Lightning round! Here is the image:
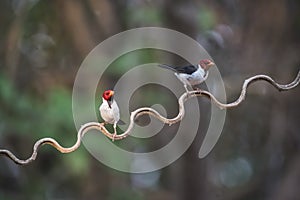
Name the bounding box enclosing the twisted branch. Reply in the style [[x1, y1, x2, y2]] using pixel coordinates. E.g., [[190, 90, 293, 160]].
[[0, 70, 299, 165]]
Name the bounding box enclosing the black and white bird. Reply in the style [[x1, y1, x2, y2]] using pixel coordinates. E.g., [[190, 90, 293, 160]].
[[158, 59, 215, 92], [99, 90, 124, 141]]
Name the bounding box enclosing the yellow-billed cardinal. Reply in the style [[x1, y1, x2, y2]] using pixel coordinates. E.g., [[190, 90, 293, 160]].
[[158, 59, 215, 92], [99, 90, 124, 141]]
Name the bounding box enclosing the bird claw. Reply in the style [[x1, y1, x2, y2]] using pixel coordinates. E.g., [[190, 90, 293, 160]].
[[112, 133, 117, 142], [193, 87, 203, 92]]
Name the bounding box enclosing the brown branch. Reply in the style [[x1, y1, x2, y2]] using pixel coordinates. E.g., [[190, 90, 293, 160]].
[[0, 69, 299, 165]]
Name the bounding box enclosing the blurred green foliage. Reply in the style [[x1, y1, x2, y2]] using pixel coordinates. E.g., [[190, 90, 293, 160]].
[[0, 75, 72, 137], [126, 6, 162, 27], [0, 74, 89, 175], [197, 7, 216, 31], [108, 189, 143, 200]]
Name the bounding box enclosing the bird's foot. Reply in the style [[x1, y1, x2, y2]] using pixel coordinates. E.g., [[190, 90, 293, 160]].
[[193, 87, 203, 92], [191, 87, 204, 96], [112, 124, 118, 142], [100, 122, 106, 126], [112, 132, 117, 142], [100, 122, 108, 127]]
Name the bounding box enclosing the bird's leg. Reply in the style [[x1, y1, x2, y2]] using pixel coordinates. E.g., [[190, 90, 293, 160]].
[[112, 122, 117, 142], [184, 84, 189, 93], [193, 87, 202, 91]]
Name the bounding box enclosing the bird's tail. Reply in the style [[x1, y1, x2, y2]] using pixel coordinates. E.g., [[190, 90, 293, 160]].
[[158, 64, 177, 72]]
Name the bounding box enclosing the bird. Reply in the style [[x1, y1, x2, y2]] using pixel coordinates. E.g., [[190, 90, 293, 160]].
[[99, 89, 124, 141], [158, 59, 215, 92]]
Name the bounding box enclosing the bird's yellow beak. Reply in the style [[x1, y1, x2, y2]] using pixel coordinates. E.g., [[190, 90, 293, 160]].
[[208, 61, 215, 67], [109, 90, 114, 97]]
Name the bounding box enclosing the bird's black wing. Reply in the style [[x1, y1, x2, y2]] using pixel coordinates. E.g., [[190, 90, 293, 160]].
[[158, 64, 198, 75], [174, 65, 198, 75]]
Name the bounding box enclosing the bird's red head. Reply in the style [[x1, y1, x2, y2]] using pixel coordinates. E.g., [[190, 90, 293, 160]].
[[199, 59, 215, 70], [102, 90, 114, 101]]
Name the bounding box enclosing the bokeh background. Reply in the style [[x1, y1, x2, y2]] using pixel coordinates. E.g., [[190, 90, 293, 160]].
[[1, 0, 300, 199]]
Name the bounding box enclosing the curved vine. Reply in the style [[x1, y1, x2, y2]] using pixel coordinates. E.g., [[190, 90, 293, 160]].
[[0, 69, 299, 165]]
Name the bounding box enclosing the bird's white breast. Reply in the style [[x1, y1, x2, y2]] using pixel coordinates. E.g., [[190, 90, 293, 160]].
[[99, 99, 120, 124]]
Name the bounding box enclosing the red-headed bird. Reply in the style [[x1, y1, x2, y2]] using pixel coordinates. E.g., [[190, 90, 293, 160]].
[[158, 59, 215, 92], [99, 90, 124, 141]]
